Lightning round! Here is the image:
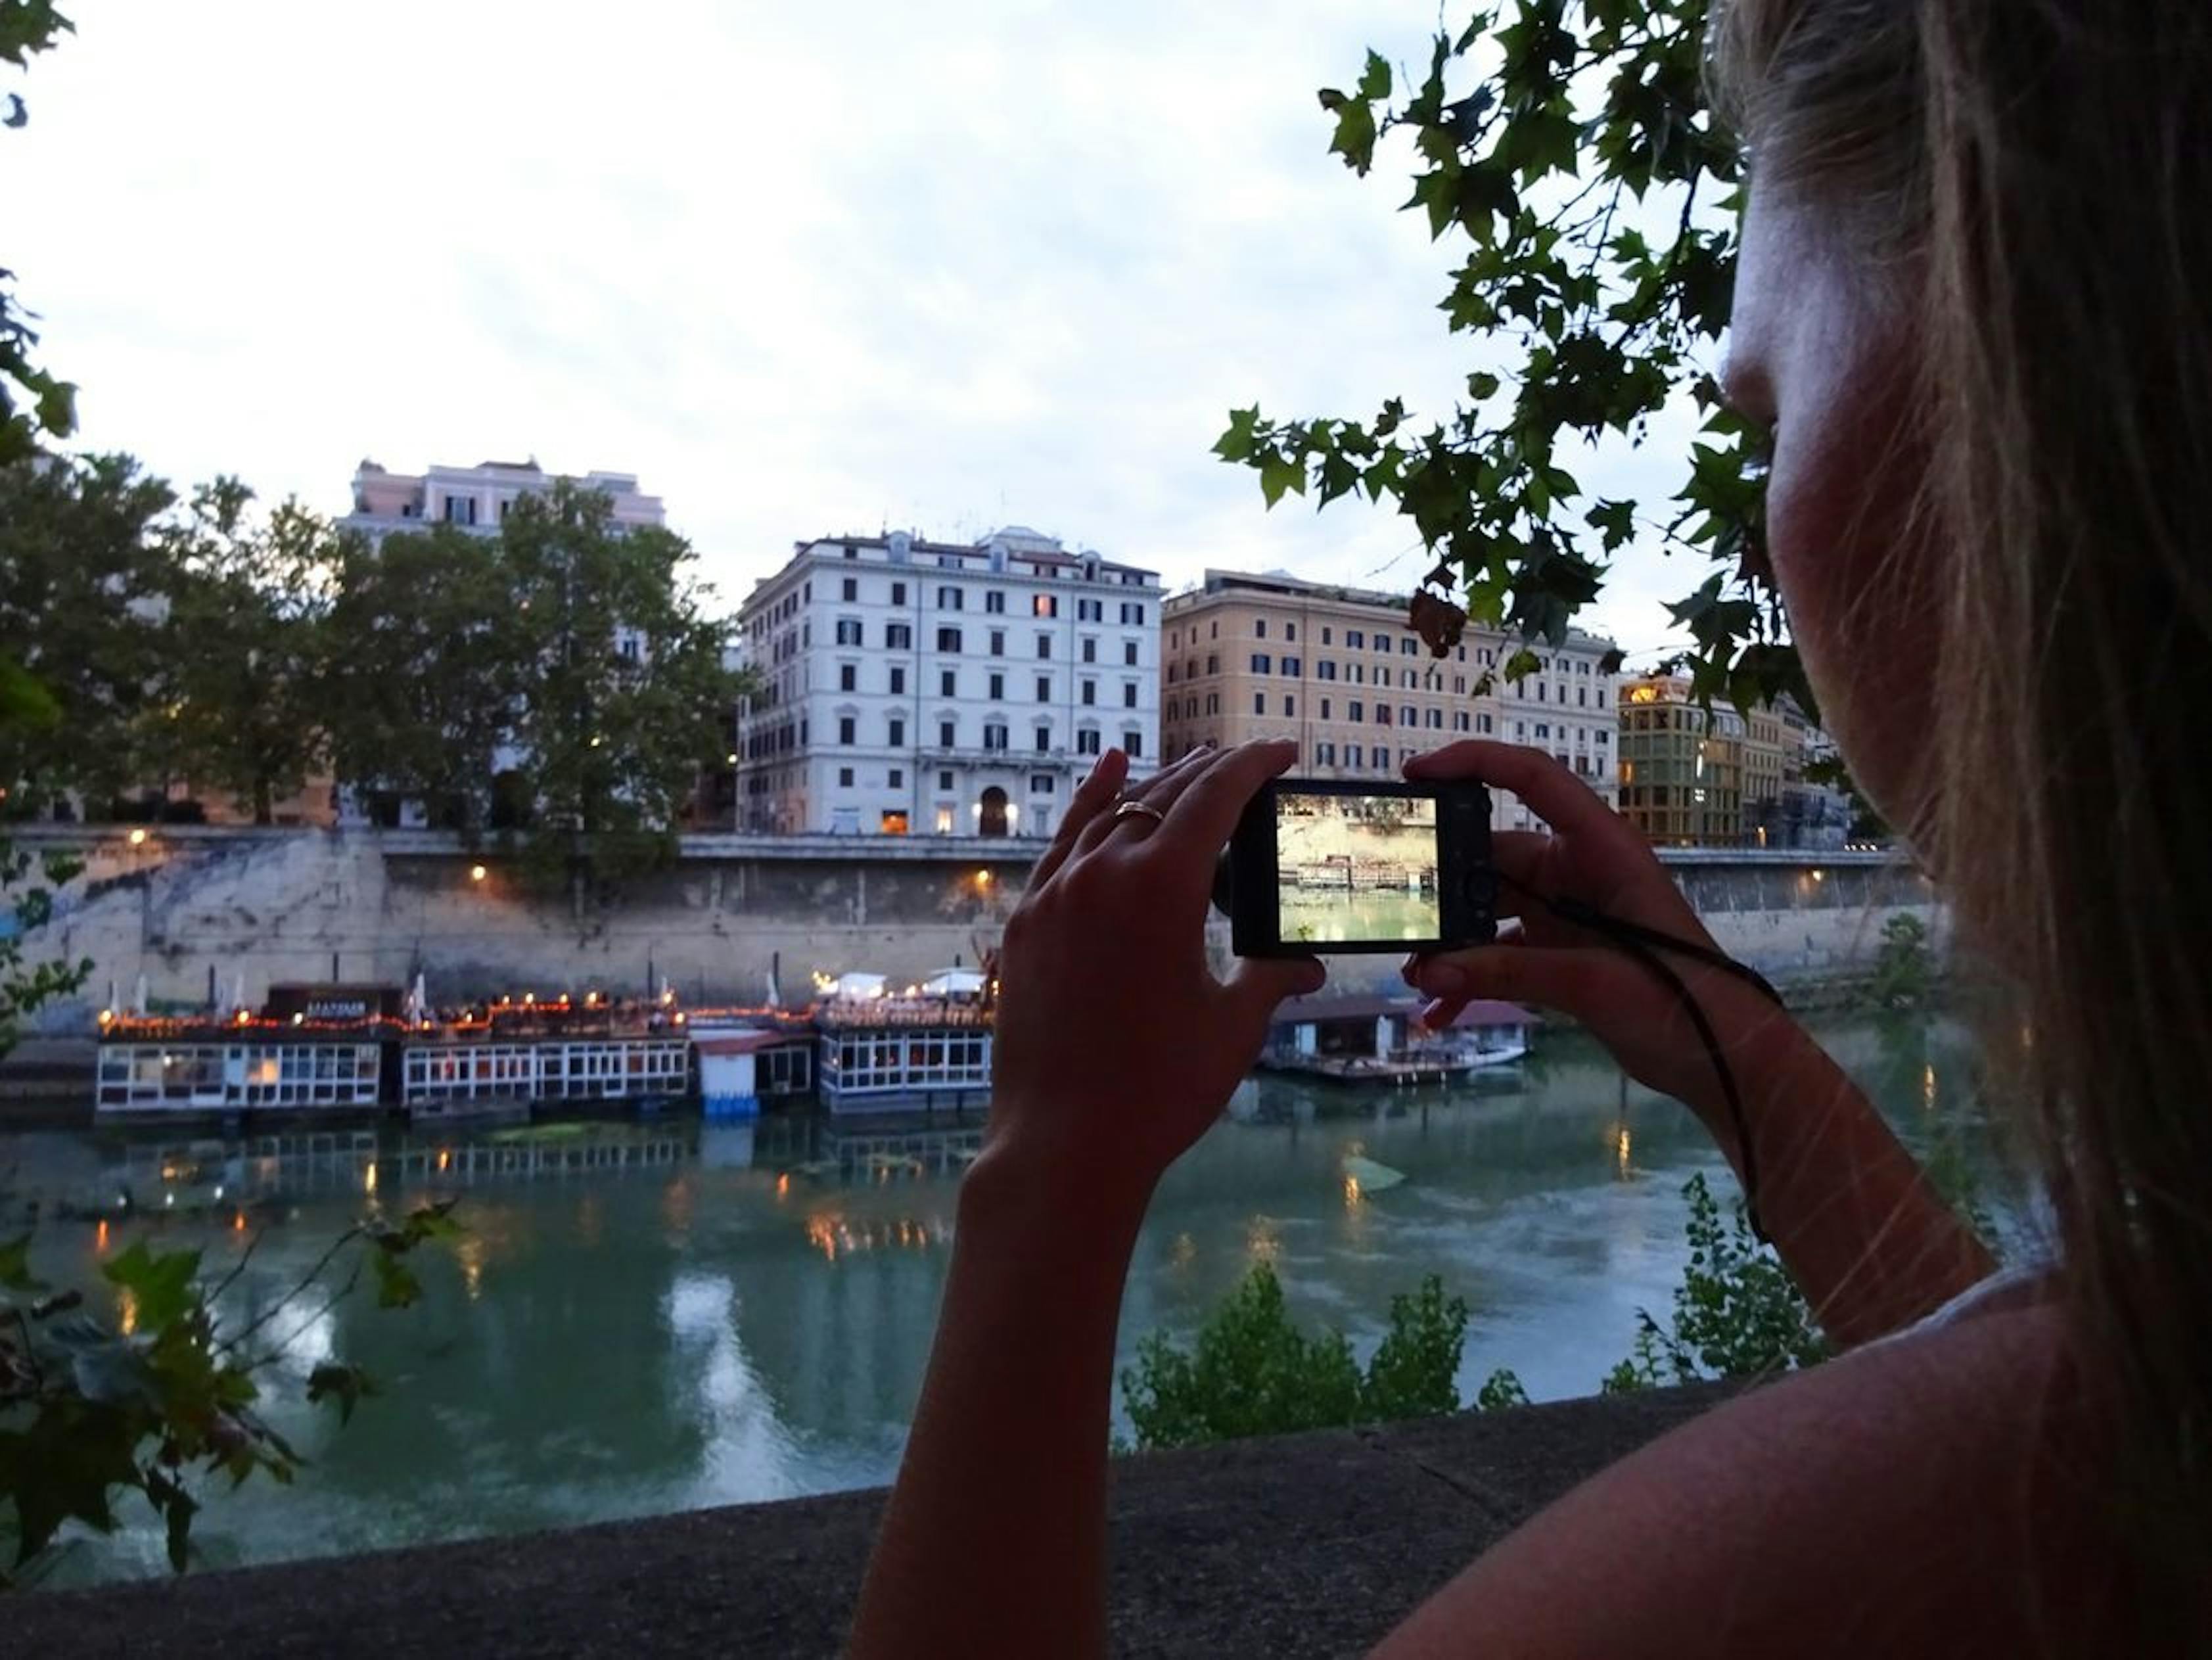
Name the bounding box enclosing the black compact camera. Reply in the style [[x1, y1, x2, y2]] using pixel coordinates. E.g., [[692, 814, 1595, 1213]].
[[1217, 777, 1498, 957]]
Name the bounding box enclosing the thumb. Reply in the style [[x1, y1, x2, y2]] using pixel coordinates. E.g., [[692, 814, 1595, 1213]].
[[1222, 954, 1327, 1033], [1408, 944, 1645, 1025]]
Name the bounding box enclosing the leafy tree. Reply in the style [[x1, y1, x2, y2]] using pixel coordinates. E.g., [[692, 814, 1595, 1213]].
[[0, 457, 177, 812], [323, 524, 518, 835], [501, 482, 745, 893], [1601, 1172, 1826, 1392], [1218, 1, 1805, 714], [160, 482, 341, 824], [1122, 1264, 1520, 1450], [0, 2, 76, 467], [0, 1203, 459, 1584], [1869, 912, 1932, 1009]]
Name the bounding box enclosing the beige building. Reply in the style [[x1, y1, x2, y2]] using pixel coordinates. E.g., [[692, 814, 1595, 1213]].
[[1159, 570, 1620, 830]]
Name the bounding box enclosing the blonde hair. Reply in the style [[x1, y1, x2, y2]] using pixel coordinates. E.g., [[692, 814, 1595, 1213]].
[[1713, 0, 2212, 1636]]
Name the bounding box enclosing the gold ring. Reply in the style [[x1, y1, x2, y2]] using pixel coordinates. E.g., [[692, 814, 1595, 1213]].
[[1111, 800, 1168, 826]]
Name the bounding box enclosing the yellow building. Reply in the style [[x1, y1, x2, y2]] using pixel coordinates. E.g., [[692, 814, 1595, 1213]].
[[1161, 570, 1621, 829], [1616, 674, 1749, 844]]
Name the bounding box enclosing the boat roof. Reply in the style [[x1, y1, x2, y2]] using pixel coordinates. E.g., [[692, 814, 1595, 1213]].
[[1272, 994, 1534, 1028]]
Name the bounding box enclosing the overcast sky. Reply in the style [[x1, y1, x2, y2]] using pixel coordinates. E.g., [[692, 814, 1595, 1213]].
[[9, 1, 1718, 658]]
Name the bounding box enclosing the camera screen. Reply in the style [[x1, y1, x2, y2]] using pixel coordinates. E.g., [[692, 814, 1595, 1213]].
[[1275, 791, 1441, 945]]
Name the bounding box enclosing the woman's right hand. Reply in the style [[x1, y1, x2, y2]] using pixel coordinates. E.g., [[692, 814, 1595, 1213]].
[[1403, 741, 1807, 1120]]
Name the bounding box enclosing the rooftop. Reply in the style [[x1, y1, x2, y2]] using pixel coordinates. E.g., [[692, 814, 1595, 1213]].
[[1174, 568, 1618, 653]]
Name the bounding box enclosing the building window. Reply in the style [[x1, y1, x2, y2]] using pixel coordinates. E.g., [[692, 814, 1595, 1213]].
[[891, 581, 907, 605], [1036, 634, 1053, 659], [1206, 654, 1219, 674], [940, 670, 958, 697], [1453, 711, 1471, 732], [1349, 701, 1365, 723], [841, 577, 858, 601], [1205, 693, 1220, 715], [1076, 729, 1102, 756], [1251, 653, 1272, 674], [938, 769, 954, 789], [1078, 599, 1103, 622], [839, 664, 857, 692], [1124, 730, 1143, 758], [889, 768, 905, 787], [1255, 619, 1268, 639], [1123, 639, 1139, 667], [838, 717, 856, 745], [988, 672, 1005, 700], [887, 623, 913, 650], [1030, 773, 1055, 794], [1034, 724, 1052, 752], [1319, 660, 1337, 681], [835, 618, 863, 646], [1321, 697, 1332, 720], [989, 630, 1006, 657], [1402, 705, 1417, 727], [1427, 707, 1443, 729], [1284, 696, 1296, 718], [890, 667, 906, 695], [1034, 595, 1059, 618], [1345, 743, 1362, 767], [1347, 630, 1364, 649], [1122, 682, 1138, 708], [1080, 637, 1097, 664], [838, 766, 855, 787], [1081, 680, 1097, 706], [1254, 692, 1267, 715], [1034, 674, 1051, 702], [888, 717, 906, 747], [881, 810, 909, 834], [986, 590, 1005, 614], [442, 495, 478, 525], [937, 586, 964, 611], [1281, 657, 1301, 677], [983, 722, 1009, 752], [935, 806, 954, 834], [936, 627, 963, 654]]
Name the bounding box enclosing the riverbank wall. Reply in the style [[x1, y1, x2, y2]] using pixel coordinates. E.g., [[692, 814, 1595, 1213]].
[[6, 826, 1941, 1029]]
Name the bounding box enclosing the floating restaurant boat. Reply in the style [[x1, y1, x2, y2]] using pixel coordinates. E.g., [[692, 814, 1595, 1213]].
[[95, 984, 399, 1117], [398, 994, 695, 1120], [92, 968, 998, 1122], [1261, 994, 1533, 1086], [812, 969, 994, 1115]]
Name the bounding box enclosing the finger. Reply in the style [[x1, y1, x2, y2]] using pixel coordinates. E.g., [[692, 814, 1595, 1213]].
[[1221, 953, 1327, 1037], [1070, 743, 1212, 858], [1150, 738, 1299, 867], [1030, 748, 1130, 889], [1405, 741, 1636, 849]]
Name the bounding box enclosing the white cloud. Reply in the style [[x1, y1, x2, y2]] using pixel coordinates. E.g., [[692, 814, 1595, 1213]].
[[11, 0, 1715, 654]]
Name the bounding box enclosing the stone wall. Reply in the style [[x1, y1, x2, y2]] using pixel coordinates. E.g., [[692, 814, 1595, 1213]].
[[12, 827, 1941, 1026]]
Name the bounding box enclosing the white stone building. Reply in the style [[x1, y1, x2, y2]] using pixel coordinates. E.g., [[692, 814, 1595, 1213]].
[[340, 458, 666, 541], [735, 527, 1161, 837]]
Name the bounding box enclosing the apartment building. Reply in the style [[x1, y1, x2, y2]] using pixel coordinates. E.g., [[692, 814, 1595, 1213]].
[[735, 526, 1160, 836], [1159, 570, 1620, 831], [340, 458, 666, 542]]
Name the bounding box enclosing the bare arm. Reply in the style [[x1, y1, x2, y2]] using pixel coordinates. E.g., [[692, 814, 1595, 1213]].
[[847, 740, 1322, 1659], [1404, 743, 1992, 1347]]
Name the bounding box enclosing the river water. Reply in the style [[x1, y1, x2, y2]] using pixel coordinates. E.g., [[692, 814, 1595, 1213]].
[[3, 1014, 2007, 1585]]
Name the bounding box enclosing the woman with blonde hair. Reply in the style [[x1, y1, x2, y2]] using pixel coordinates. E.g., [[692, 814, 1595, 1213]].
[[849, 1, 2210, 1651]]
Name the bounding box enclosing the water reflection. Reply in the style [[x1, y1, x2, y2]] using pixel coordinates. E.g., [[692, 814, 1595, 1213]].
[[0, 1014, 2008, 1584]]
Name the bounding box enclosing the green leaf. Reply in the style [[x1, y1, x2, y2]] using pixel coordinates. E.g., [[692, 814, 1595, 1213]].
[[306, 1362, 380, 1426], [1355, 48, 1391, 103], [0, 1233, 41, 1293], [370, 1252, 422, 1310], [101, 1241, 202, 1333], [1257, 453, 1306, 509]]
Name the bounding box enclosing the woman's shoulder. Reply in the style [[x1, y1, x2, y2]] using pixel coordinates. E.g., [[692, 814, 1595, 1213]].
[[1372, 1301, 2120, 1659]]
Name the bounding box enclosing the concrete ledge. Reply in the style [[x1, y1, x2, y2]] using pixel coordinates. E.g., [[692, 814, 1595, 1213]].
[[11, 1385, 1731, 1658]]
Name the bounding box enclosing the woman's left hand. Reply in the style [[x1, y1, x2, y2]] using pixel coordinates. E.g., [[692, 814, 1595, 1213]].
[[983, 739, 1325, 1214]]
